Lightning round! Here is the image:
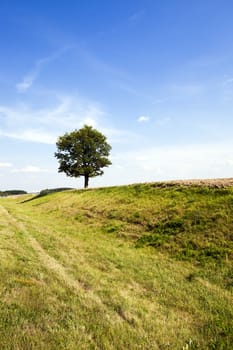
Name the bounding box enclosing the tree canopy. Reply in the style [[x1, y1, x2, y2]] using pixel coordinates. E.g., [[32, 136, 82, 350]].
[[55, 125, 112, 188]]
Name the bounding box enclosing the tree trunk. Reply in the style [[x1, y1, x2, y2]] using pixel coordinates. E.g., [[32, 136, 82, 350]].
[[84, 175, 89, 188]]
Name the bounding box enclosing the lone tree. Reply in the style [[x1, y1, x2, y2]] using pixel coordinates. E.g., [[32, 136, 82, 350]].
[[55, 125, 112, 188]]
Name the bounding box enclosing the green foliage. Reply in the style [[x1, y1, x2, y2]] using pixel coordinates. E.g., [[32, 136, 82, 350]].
[[147, 217, 185, 234], [55, 125, 111, 188], [136, 233, 169, 248], [102, 221, 124, 234]]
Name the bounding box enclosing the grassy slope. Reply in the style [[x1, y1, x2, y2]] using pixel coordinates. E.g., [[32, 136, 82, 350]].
[[0, 183, 232, 349]]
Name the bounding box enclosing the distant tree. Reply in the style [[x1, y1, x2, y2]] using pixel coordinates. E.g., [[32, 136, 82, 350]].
[[55, 125, 112, 188]]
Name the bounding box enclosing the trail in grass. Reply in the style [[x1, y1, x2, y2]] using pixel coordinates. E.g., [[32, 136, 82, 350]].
[[0, 205, 79, 288], [0, 202, 128, 331], [0, 204, 104, 304]]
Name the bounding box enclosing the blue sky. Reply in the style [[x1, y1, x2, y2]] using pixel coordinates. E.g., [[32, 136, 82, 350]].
[[1, 0, 233, 191]]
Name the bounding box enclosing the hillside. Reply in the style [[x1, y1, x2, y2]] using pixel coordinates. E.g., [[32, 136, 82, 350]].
[[0, 182, 232, 349]]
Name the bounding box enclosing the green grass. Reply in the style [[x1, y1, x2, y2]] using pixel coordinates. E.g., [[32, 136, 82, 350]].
[[0, 183, 232, 349]]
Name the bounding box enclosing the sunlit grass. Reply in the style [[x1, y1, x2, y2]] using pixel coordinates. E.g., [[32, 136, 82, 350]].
[[0, 183, 232, 349]]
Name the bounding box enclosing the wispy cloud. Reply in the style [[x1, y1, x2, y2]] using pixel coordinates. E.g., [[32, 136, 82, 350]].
[[16, 74, 37, 92], [2, 130, 57, 144], [16, 47, 72, 92], [12, 165, 49, 173], [0, 93, 107, 144], [0, 162, 12, 168], [0, 92, 132, 145], [110, 141, 233, 184], [137, 115, 150, 123]]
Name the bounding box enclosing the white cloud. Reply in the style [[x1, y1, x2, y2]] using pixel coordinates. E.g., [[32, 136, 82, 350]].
[[82, 117, 97, 128], [16, 79, 35, 93], [108, 141, 233, 184], [137, 115, 150, 123], [0, 92, 137, 147], [0, 162, 12, 168], [2, 130, 56, 144], [0, 94, 107, 144], [225, 159, 233, 166], [12, 166, 48, 173]]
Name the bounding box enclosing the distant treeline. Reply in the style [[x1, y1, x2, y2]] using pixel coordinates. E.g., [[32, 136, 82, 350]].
[[37, 188, 74, 197], [0, 190, 27, 197], [21, 187, 74, 203]]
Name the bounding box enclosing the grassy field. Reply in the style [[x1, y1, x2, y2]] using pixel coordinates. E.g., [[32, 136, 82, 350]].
[[0, 182, 232, 349]]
